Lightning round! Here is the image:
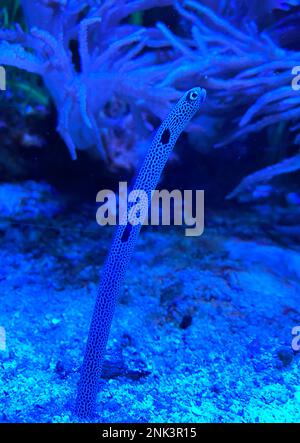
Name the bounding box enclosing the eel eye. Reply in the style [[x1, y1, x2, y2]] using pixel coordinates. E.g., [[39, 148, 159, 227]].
[[189, 90, 198, 101]]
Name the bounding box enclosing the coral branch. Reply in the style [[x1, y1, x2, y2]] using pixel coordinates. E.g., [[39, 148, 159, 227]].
[[227, 153, 300, 200]]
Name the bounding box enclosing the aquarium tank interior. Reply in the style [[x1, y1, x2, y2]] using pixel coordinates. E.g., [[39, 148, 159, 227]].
[[0, 0, 300, 424]]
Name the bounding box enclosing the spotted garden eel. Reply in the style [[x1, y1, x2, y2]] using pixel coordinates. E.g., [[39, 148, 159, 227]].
[[76, 87, 207, 417]]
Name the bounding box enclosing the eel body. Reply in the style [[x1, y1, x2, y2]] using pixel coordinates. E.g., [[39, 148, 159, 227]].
[[76, 87, 206, 417]]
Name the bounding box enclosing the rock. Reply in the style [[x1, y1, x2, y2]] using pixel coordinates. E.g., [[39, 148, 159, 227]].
[[0, 181, 63, 219], [276, 347, 294, 368], [179, 314, 192, 329]]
